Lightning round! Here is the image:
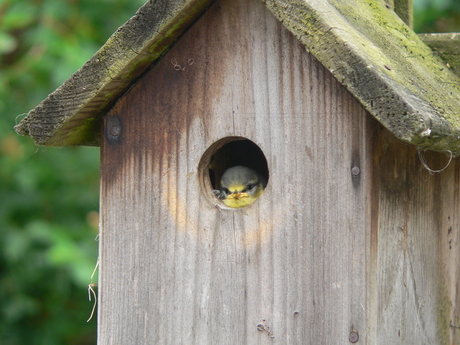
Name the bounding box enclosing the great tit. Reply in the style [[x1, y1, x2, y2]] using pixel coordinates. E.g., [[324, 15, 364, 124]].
[[214, 165, 267, 208]]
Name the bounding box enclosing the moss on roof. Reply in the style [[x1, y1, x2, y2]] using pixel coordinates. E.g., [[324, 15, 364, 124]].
[[15, 0, 460, 155], [14, 0, 215, 146], [265, 0, 460, 154], [420, 33, 460, 76]]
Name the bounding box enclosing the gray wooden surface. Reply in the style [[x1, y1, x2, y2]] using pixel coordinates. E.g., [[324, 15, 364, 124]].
[[394, 0, 414, 27], [99, 0, 460, 343], [420, 33, 460, 77], [14, 0, 215, 146], [15, 0, 460, 155], [371, 129, 460, 344]]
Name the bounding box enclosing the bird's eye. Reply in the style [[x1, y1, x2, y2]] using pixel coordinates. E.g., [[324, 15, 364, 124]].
[[246, 184, 254, 191], [222, 187, 230, 194]]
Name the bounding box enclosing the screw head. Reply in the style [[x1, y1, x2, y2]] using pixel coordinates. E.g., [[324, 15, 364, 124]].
[[110, 125, 121, 137], [351, 166, 360, 176], [349, 331, 359, 343], [105, 115, 122, 145]]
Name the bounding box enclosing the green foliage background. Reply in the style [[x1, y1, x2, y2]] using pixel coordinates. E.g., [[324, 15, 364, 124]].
[[414, 0, 460, 32], [0, 0, 458, 344], [1, 1, 144, 344]]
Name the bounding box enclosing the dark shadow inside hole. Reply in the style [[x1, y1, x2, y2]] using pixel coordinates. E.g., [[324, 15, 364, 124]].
[[209, 139, 269, 190]]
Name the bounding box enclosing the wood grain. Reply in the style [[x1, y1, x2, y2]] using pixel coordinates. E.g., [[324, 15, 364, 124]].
[[14, 0, 215, 146], [15, 0, 460, 156], [394, 0, 414, 28], [264, 0, 460, 155], [99, 0, 460, 343], [420, 33, 460, 77], [370, 129, 460, 344]]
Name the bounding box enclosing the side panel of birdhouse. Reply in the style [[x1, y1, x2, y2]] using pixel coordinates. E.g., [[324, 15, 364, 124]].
[[370, 128, 460, 345], [98, 0, 373, 343]]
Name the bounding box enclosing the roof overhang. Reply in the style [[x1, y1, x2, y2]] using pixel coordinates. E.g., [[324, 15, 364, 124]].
[[15, 0, 460, 155]]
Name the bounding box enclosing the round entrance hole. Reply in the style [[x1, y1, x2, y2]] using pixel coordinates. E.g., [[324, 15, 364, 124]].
[[199, 137, 269, 209]]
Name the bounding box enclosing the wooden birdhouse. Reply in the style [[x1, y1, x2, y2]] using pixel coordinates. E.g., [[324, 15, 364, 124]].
[[15, 0, 460, 343]]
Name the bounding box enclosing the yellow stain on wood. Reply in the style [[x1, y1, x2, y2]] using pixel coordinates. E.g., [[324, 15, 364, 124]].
[[162, 178, 273, 248]]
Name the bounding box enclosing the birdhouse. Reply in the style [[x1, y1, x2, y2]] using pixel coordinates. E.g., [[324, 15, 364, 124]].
[[15, 0, 460, 343]]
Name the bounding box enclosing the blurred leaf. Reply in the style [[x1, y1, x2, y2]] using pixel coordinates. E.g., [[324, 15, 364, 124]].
[[1, 1, 145, 344], [0, 31, 17, 54], [2, 2, 36, 30], [414, 0, 460, 32]]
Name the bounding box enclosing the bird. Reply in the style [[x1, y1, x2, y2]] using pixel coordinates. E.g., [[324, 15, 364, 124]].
[[214, 165, 267, 208]]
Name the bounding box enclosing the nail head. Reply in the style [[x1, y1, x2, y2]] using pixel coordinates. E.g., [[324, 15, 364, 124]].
[[110, 125, 121, 137], [349, 331, 359, 343], [351, 166, 360, 176]]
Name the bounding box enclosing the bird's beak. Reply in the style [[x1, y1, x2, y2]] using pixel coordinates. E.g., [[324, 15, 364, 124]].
[[227, 192, 249, 200]]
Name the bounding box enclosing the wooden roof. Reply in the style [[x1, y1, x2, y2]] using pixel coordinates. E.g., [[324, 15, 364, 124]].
[[15, 0, 460, 154]]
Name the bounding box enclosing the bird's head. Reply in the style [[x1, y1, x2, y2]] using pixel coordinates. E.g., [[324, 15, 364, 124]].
[[214, 166, 266, 208]]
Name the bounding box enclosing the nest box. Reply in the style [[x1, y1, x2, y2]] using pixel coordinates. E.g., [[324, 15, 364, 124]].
[[15, 0, 460, 343]]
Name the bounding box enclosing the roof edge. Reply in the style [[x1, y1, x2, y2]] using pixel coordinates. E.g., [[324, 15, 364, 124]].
[[15, 0, 460, 154], [420, 33, 460, 77], [265, 0, 460, 155], [15, 0, 215, 146]]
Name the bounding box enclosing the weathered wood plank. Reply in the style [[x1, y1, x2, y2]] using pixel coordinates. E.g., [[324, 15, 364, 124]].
[[370, 128, 460, 344], [386, 0, 414, 27], [99, 0, 460, 343], [14, 0, 216, 146], [15, 0, 460, 156], [264, 0, 460, 155], [420, 33, 460, 77], [394, 0, 414, 28], [99, 0, 372, 343]]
